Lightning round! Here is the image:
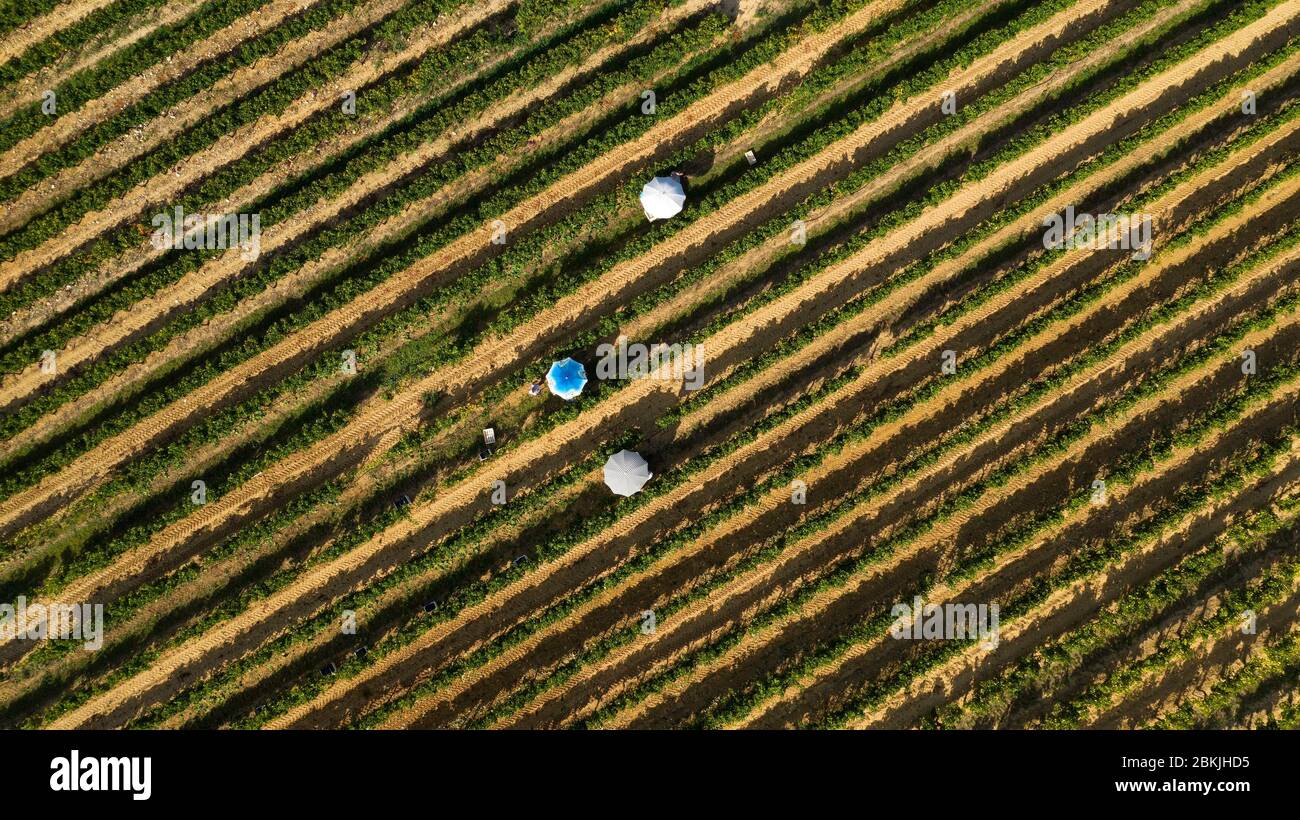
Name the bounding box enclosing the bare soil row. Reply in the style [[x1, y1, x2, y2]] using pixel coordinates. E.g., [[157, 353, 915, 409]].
[[849, 419, 1300, 728], [38, 3, 1268, 727], [0, 0, 702, 440], [0, 0, 333, 199], [507, 227, 1300, 728], [377, 82, 1296, 729], [606, 273, 1300, 727], [0, 0, 211, 115], [32, 0, 1300, 727], [0, 0, 118, 67], [31, 3, 910, 725]]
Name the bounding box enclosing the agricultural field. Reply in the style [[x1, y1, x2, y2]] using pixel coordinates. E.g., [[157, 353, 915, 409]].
[[0, 0, 1297, 733]]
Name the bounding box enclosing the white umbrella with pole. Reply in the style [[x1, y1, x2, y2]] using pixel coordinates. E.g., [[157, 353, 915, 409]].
[[603, 450, 652, 496], [639, 174, 685, 221]]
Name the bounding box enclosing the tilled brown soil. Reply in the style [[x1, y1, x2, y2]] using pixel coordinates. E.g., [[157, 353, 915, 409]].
[[0, 0, 897, 545], [854, 452, 1300, 729], [345, 48, 1300, 731], [509, 224, 1300, 730], [7, 0, 1299, 731]]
